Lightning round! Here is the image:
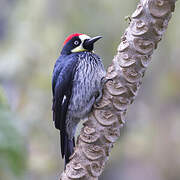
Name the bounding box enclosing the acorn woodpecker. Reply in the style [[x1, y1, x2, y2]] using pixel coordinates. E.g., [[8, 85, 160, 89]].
[[52, 33, 106, 166]]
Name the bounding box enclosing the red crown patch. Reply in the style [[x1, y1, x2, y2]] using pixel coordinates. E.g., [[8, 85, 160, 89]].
[[63, 33, 83, 46]]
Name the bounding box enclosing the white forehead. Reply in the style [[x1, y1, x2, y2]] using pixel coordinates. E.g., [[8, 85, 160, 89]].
[[79, 34, 91, 41]]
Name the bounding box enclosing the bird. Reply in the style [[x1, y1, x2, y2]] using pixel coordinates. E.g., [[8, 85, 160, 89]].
[[52, 33, 106, 167]]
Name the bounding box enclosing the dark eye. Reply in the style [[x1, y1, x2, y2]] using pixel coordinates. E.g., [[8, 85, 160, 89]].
[[74, 40, 79, 45]]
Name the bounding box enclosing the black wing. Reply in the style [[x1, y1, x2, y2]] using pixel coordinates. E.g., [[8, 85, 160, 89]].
[[52, 54, 79, 131]]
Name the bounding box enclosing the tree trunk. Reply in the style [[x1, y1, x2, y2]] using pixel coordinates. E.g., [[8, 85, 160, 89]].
[[60, 0, 177, 179]]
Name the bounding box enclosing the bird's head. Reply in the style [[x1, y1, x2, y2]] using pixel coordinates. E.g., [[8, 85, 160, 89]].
[[61, 33, 102, 55]]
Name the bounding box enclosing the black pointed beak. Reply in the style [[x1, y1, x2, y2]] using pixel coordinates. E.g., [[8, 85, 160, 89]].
[[87, 36, 102, 45], [83, 36, 102, 51]]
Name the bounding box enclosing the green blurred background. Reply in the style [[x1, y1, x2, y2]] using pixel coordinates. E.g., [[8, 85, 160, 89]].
[[0, 0, 180, 179]]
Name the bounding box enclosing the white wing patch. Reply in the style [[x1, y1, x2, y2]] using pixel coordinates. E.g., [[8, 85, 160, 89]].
[[62, 95, 66, 104]]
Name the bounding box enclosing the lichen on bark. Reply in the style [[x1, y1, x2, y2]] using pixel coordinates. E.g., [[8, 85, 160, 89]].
[[60, 0, 177, 179]]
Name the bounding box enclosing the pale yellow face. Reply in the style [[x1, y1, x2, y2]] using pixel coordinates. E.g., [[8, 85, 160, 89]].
[[71, 34, 91, 53]]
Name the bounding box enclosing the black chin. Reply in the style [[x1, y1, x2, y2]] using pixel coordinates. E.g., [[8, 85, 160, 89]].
[[83, 40, 94, 51], [83, 36, 102, 51]]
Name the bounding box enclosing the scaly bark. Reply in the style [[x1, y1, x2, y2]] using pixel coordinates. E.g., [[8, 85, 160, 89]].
[[60, 0, 177, 179]]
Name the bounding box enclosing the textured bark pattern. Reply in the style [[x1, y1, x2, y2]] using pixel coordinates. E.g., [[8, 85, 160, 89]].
[[60, 0, 177, 179]]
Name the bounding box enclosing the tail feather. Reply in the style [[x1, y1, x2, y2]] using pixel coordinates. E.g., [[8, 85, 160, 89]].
[[60, 131, 75, 167]]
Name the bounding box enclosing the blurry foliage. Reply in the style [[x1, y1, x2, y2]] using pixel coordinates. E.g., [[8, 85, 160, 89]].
[[0, 0, 180, 180], [0, 87, 27, 179]]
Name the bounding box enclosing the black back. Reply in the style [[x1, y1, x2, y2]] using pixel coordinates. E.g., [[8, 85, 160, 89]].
[[52, 53, 79, 159]]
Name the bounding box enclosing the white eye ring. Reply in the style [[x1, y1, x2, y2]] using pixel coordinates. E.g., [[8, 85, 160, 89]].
[[74, 40, 79, 45]]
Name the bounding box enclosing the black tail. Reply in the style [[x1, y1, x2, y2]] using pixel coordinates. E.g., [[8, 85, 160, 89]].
[[60, 131, 75, 167]]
